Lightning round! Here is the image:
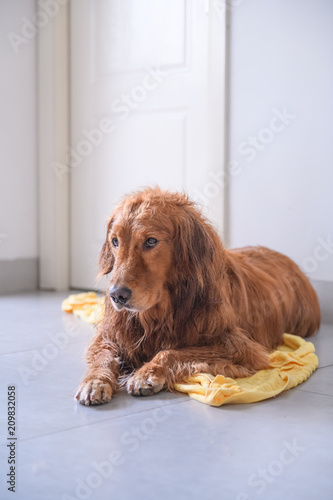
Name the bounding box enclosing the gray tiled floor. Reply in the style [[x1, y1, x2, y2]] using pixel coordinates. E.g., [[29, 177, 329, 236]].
[[0, 291, 332, 500]]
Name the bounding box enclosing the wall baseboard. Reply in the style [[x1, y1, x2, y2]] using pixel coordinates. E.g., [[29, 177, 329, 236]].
[[311, 279, 333, 325], [0, 258, 38, 294]]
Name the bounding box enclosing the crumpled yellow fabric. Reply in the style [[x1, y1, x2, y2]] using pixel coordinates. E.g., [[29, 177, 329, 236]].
[[174, 334, 318, 406], [62, 292, 104, 324], [62, 293, 318, 406]]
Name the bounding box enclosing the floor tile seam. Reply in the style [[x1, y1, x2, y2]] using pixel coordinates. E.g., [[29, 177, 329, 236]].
[[295, 387, 333, 399], [0, 339, 93, 357], [14, 398, 191, 444], [317, 363, 333, 370]]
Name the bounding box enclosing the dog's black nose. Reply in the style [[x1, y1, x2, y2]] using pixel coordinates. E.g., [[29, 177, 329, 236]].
[[109, 286, 132, 305]]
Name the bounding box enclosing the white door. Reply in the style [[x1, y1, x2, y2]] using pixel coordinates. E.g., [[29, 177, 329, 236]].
[[70, 0, 226, 289]]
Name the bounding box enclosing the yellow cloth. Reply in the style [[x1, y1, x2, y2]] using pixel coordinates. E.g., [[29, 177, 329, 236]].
[[62, 293, 318, 406], [62, 292, 104, 324], [175, 334, 318, 406]]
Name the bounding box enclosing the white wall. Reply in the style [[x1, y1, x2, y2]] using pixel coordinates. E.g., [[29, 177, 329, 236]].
[[0, 0, 38, 261], [228, 0, 333, 282]]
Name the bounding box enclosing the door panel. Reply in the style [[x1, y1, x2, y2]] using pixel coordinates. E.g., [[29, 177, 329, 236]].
[[70, 0, 225, 289]]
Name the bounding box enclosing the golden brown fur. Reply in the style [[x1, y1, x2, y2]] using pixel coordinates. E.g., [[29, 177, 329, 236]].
[[75, 187, 320, 405]]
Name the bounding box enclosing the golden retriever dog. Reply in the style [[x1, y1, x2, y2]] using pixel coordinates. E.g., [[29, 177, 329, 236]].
[[75, 187, 320, 405]]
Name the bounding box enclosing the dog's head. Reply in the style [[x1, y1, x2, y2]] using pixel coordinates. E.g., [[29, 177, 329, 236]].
[[99, 187, 217, 313]]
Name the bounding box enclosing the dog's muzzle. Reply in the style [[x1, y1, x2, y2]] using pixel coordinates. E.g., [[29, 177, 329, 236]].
[[109, 286, 132, 307]]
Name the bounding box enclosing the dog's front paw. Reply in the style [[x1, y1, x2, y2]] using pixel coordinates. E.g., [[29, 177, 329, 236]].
[[75, 379, 113, 406], [127, 369, 166, 396]]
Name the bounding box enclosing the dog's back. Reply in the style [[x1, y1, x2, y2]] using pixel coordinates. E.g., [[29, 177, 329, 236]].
[[226, 246, 321, 349]]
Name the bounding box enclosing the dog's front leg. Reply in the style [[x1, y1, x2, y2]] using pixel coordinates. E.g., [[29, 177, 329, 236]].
[[126, 351, 171, 396], [75, 333, 120, 406], [127, 332, 269, 396]]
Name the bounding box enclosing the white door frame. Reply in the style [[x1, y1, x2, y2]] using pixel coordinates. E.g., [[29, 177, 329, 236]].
[[37, 0, 228, 290], [37, 1, 70, 290]]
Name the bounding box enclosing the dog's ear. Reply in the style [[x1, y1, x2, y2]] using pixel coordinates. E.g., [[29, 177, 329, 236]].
[[98, 216, 115, 277], [173, 207, 215, 291]]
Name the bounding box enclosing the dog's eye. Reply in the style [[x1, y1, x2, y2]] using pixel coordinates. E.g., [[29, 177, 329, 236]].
[[144, 238, 158, 249], [112, 238, 119, 248]]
